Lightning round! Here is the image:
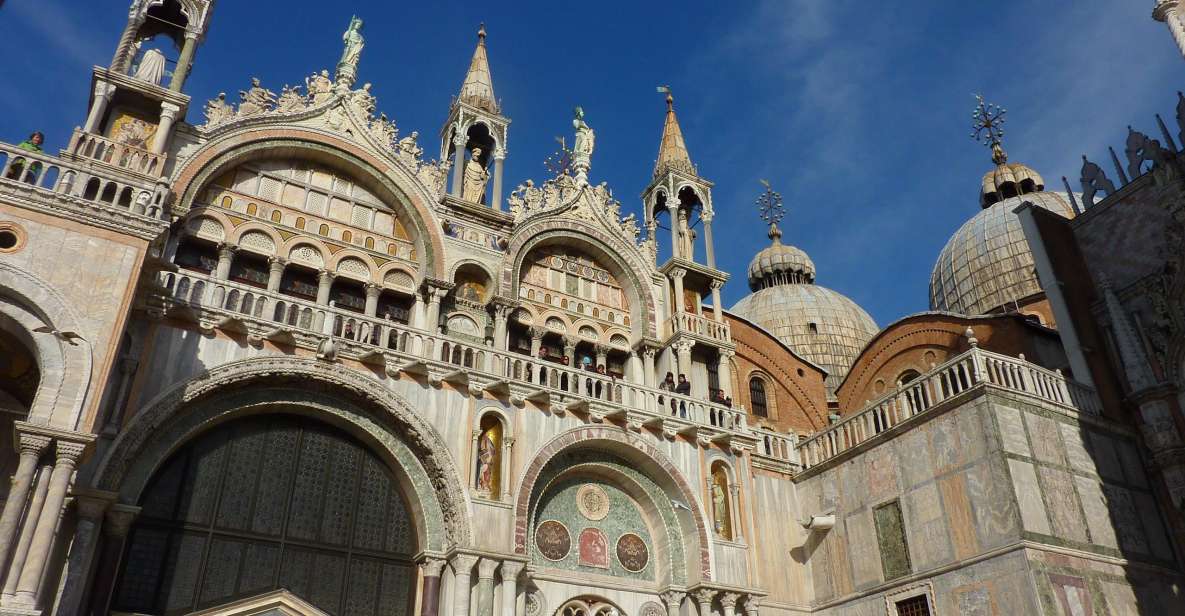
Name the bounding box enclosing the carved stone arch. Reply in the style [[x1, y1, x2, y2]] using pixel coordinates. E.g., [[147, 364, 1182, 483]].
[[513, 425, 712, 582], [462, 118, 503, 151], [450, 258, 499, 298], [503, 221, 659, 341], [328, 249, 378, 281], [229, 222, 282, 252], [90, 357, 471, 550], [0, 262, 92, 430], [170, 128, 445, 280]]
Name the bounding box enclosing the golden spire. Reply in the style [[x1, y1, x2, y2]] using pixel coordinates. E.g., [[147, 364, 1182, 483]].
[[653, 86, 695, 177], [971, 94, 1008, 165], [457, 23, 499, 114]]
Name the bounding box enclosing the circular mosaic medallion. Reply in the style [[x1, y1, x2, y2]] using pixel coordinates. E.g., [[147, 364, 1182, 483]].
[[535, 520, 571, 561], [524, 591, 546, 616], [639, 601, 665, 616], [616, 533, 649, 572], [576, 484, 610, 521]]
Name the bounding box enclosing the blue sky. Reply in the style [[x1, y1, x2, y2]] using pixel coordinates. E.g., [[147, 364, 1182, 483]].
[[2, 1, 1181, 326]]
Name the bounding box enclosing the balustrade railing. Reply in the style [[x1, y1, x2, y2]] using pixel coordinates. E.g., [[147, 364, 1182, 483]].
[[0, 140, 163, 219], [667, 311, 732, 344], [156, 269, 749, 434], [752, 428, 798, 465], [797, 347, 1103, 470], [67, 128, 165, 177]]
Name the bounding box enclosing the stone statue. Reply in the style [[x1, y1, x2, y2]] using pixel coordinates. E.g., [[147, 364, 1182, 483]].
[[238, 78, 276, 116], [336, 16, 365, 85], [203, 93, 233, 126], [1080, 155, 1116, 208], [476, 428, 497, 493], [711, 481, 728, 534], [306, 70, 334, 105], [572, 107, 595, 158], [398, 131, 423, 158], [350, 82, 376, 117], [370, 113, 398, 148], [275, 85, 306, 113], [461, 147, 490, 203], [132, 45, 166, 85]]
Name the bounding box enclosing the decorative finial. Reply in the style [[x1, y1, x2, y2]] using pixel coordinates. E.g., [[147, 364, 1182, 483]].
[[756, 179, 785, 243], [971, 94, 1008, 165], [657, 85, 674, 111], [964, 326, 979, 348], [478, 23, 487, 43]]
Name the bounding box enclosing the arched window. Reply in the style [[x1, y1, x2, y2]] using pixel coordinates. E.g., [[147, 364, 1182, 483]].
[[295, 216, 306, 230], [342, 230, 353, 243], [246, 202, 258, 216], [318, 223, 330, 236], [364, 236, 375, 250], [749, 376, 768, 418], [269, 210, 282, 223]]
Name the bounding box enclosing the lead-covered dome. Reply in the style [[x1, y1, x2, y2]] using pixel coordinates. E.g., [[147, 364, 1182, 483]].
[[732, 224, 878, 397], [930, 175, 1075, 316]]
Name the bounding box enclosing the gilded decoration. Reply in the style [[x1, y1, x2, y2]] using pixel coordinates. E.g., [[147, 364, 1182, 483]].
[[576, 484, 610, 521], [536, 520, 571, 561], [615, 533, 649, 572], [107, 110, 157, 150], [475, 415, 502, 496]]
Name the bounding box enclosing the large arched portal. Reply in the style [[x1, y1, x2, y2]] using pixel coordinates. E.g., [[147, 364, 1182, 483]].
[[110, 414, 417, 615]]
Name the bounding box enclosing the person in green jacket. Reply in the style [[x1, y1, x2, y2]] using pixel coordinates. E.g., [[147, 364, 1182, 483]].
[[7, 131, 44, 183]]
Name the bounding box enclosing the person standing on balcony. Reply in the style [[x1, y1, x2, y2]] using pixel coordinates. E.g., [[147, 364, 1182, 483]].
[[675, 374, 690, 418], [6, 131, 44, 183]]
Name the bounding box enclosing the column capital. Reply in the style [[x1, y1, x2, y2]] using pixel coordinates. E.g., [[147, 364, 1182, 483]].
[[709, 279, 725, 291], [17, 432, 52, 456], [669, 269, 687, 280], [660, 590, 686, 607], [104, 504, 141, 538], [452, 553, 480, 573], [562, 336, 578, 352], [477, 557, 499, 580], [718, 349, 735, 361], [673, 339, 696, 354], [318, 269, 336, 283], [1155, 1, 1179, 21], [56, 439, 90, 464], [500, 559, 526, 579], [159, 101, 183, 119], [72, 488, 118, 522], [493, 148, 507, 160], [691, 588, 716, 606], [529, 326, 548, 341], [268, 255, 287, 267], [739, 595, 762, 616], [719, 592, 740, 608], [93, 80, 117, 100], [217, 242, 238, 258], [421, 557, 447, 578], [365, 282, 382, 296]]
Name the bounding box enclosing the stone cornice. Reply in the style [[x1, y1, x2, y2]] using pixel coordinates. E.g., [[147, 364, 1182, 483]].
[[0, 183, 167, 241]]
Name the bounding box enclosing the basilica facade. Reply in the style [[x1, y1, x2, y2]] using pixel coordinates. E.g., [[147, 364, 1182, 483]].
[[1, 2, 1185, 616]]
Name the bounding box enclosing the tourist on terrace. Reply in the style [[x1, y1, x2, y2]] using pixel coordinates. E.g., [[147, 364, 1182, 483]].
[[7, 131, 44, 183]]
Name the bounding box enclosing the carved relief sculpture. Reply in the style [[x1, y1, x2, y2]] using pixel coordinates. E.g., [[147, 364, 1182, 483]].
[[462, 147, 490, 203], [203, 93, 233, 127], [306, 69, 335, 105], [238, 78, 276, 116]]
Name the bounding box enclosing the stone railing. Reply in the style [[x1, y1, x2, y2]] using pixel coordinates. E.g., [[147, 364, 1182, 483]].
[[67, 128, 165, 177], [668, 311, 732, 344], [797, 347, 1102, 470], [752, 427, 798, 466], [156, 269, 750, 435], [0, 140, 163, 219]]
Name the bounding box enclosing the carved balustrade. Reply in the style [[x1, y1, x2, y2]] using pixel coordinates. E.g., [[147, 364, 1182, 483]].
[[0, 140, 163, 219], [797, 347, 1103, 470], [667, 311, 732, 344], [67, 128, 165, 177], [155, 269, 750, 435]]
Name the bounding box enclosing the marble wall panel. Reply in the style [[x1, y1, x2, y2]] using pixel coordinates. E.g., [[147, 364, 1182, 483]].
[[1038, 467, 1088, 543], [1115, 440, 1148, 489], [1085, 432, 1123, 482], [864, 445, 899, 506], [894, 426, 933, 490], [843, 508, 881, 590], [904, 482, 952, 570], [1024, 412, 1068, 467], [1132, 492, 1172, 562], [1058, 423, 1093, 475], [1101, 484, 1148, 556], [966, 458, 1020, 548], [1073, 476, 1118, 549], [1008, 459, 1052, 535], [995, 404, 1031, 457], [928, 412, 963, 473], [937, 473, 979, 559]]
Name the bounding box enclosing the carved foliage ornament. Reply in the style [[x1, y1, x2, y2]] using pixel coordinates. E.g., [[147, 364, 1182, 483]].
[[506, 175, 641, 248]]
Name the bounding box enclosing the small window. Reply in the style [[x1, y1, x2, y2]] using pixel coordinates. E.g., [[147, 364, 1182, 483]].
[[364, 237, 375, 250], [270, 210, 282, 223], [246, 203, 258, 216], [295, 217, 306, 230], [808, 322, 819, 334], [318, 224, 329, 236], [342, 230, 353, 243], [749, 377, 768, 418], [894, 595, 931, 616]]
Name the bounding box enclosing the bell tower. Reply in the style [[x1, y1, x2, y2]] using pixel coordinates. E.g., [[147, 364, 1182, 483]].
[[641, 90, 734, 397], [66, 0, 215, 210], [440, 24, 511, 210]]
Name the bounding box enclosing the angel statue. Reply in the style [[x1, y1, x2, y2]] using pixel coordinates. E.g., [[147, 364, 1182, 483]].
[[336, 16, 365, 86], [238, 78, 276, 116], [203, 93, 233, 126], [275, 85, 306, 113], [398, 131, 423, 158]]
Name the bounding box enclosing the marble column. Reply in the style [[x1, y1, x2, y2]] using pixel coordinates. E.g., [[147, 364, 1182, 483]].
[[492, 304, 510, 351], [529, 327, 546, 357], [691, 589, 715, 616], [83, 82, 116, 134], [451, 135, 467, 198], [101, 356, 139, 435], [316, 270, 335, 305], [86, 504, 139, 616], [1, 464, 51, 599], [476, 558, 498, 616], [563, 336, 577, 367], [675, 340, 694, 380], [150, 101, 182, 155], [1155, 1, 1185, 59], [364, 283, 381, 317], [499, 561, 524, 616], [267, 256, 286, 292], [661, 590, 686, 616], [702, 213, 717, 269], [12, 440, 88, 608], [716, 350, 734, 398], [720, 593, 739, 616], [55, 490, 117, 616], [426, 289, 447, 333], [594, 344, 608, 368], [668, 206, 681, 260], [671, 270, 687, 316], [709, 281, 724, 323], [214, 243, 236, 280], [739, 596, 760, 616], [413, 292, 427, 329], [452, 554, 479, 616], [110, 18, 143, 73], [420, 558, 447, 616], [0, 432, 50, 579], [642, 347, 657, 387], [169, 31, 199, 92], [491, 149, 506, 211]]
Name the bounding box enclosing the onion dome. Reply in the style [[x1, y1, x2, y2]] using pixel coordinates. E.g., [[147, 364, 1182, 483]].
[[732, 216, 877, 398]]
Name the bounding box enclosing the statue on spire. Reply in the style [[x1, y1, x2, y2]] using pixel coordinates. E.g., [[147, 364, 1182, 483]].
[[571, 106, 595, 184], [336, 16, 365, 89], [971, 94, 1008, 165]]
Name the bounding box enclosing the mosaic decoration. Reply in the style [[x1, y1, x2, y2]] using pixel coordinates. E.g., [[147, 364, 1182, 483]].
[[576, 484, 610, 521], [639, 602, 665, 616], [535, 520, 571, 561], [577, 528, 610, 569], [615, 533, 649, 573]]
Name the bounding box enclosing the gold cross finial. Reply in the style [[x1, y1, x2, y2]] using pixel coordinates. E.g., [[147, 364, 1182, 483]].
[[971, 94, 1008, 165]]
